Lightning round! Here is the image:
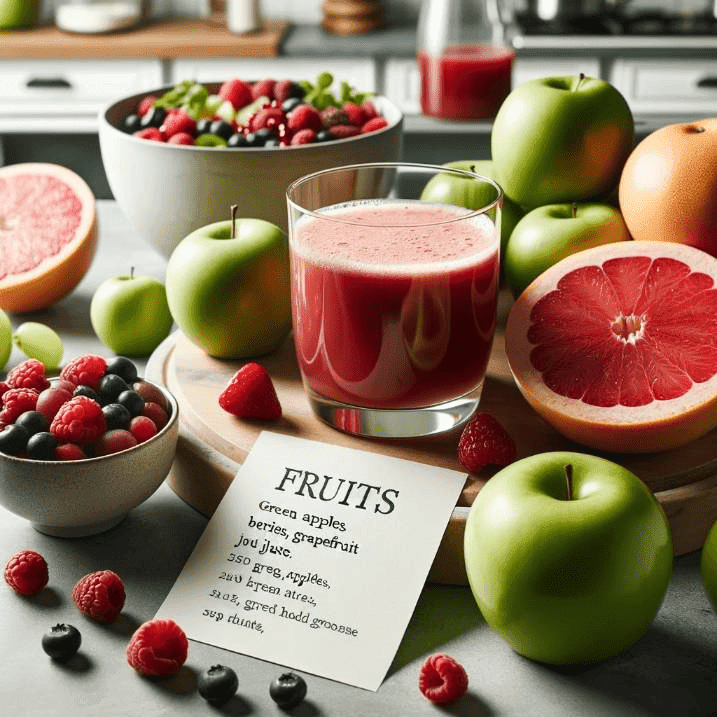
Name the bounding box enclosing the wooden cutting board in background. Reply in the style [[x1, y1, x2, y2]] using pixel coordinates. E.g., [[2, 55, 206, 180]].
[[147, 291, 717, 585]]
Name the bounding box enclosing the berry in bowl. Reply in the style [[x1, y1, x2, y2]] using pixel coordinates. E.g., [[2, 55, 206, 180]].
[[0, 355, 178, 537], [99, 72, 404, 258]]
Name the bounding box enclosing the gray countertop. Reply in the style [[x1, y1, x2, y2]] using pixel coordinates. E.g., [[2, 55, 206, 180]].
[[1, 201, 716, 716]]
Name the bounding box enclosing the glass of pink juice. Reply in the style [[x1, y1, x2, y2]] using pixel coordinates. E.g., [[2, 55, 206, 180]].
[[286, 162, 502, 438]]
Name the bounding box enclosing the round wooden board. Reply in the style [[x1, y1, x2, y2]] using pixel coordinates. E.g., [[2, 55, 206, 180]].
[[147, 292, 717, 585]]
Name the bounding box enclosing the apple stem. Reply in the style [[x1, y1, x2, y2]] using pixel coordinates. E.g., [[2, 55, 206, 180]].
[[231, 204, 238, 239], [575, 73, 585, 91], [572, 202, 577, 219], [564, 464, 573, 501], [130, 266, 134, 280]]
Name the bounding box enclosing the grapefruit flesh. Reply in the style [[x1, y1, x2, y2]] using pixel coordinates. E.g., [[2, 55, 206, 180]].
[[0, 163, 97, 314], [505, 241, 717, 453]]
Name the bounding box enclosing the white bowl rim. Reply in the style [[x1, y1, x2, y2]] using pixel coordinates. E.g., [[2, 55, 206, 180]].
[[0, 382, 178, 466], [99, 85, 404, 154]]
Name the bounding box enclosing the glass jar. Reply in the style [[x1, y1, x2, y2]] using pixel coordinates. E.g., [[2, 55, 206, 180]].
[[417, 0, 515, 120]]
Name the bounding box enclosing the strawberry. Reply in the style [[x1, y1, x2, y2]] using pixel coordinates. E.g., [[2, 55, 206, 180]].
[[252, 78, 276, 101], [274, 79, 299, 103], [167, 132, 195, 145], [287, 104, 322, 133], [320, 107, 348, 128], [219, 77, 253, 109], [161, 109, 196, 138], [361, 100, 379, 120], [328, 124, 360, 139], [290, 128, 317, 146], [218, 363, 282, 420], [458, 412, 517, 474], [134, 127, 164, 142], [250, 106, 286, 132], [137, 94, 157, 117], [361, 116, 389, 134], [341, 101, 367, 127]]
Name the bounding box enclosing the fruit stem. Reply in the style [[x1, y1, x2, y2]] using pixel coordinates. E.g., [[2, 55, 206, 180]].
[[572, 202, 577, 219], [564, 464, 573, 501], [130, 266, 134, 280], [231, 204, 238, 239], [575, 73, 585, 91]]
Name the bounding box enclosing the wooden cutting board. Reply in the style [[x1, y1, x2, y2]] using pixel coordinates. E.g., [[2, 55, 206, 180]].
[[146, 291, 717, 585]]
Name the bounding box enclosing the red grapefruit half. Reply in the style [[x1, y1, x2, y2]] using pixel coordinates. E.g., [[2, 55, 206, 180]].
[[505, 241, 717, 453], [0, 163, 97, 314]]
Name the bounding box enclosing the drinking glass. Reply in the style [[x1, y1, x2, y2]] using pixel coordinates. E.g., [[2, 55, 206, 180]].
[[286, 162, 502, 439]]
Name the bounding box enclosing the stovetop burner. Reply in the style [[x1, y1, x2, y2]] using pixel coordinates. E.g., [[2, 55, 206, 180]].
[[514, 10, 717, 36]]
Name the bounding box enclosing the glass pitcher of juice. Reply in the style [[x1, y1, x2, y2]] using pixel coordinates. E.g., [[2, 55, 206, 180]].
[[417, 0, 515, 120]]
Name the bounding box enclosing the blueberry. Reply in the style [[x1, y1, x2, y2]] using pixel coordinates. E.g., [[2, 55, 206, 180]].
[[139, 106, 166, 129], [117, 390, 145, 418], [196, 117, 213, 135], [122, 113, 141, 133], [209, 120, 234, 140], [0, 424, 29, 456], [15, 410, 49, 436], [255, 128, 274, 142], [227, 132, 248, 148], [99, 374, 129, 403], [106, 356, 138, 384], [269, 672, 307, 709], [244, 132, 264, 147], [42, 624, 81, 662], [316, 129, 333, 142], [287, 82, 305, 99], [264, 137, 281, 148], [27, 432, 58, 461], [102, 403, 132, 430], [281, 97, 302, 114], [197, 664, 239, 706], [74, 385, 102, 404]]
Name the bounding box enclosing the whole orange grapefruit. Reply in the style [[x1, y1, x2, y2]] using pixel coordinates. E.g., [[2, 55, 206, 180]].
[[618, 118, 717, 257]]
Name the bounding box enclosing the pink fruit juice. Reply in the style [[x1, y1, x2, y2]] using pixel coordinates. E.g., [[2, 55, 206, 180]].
[[419, 44, 514, 120], [290, 200, 500, 409]]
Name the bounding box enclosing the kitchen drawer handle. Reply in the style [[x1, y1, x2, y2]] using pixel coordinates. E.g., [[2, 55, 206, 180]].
[[25, 77, 72, 89], [696, 76, 717, 89]]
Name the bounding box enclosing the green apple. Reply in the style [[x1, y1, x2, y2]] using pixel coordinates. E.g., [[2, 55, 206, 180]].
[[165, 216, 291, 359], [464, 452, 673, 665], [90, 270, 174, 357], [491, 74, 634, 208], [420, 159, 524, 258], [701, 520, 717, 610], [504, 202, 630, 298], [0, 308, 12, 371]]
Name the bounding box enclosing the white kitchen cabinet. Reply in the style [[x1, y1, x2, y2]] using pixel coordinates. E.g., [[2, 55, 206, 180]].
[[0, 59, 164, 133]]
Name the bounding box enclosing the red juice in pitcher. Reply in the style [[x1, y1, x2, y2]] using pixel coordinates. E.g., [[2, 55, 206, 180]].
[[419, 44, 514, 120], [290, 200, 500, 410]]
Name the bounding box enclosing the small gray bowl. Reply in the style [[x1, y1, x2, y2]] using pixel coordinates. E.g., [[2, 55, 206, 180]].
[[0, 385, 178, 538]]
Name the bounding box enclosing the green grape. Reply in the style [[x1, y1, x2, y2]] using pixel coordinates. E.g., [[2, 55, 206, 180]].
[[12, 322, 64, 371], [0, 309, 12, 371]]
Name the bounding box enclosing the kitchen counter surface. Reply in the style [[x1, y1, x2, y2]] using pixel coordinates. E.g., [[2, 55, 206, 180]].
[[1, 200, 716, 716]]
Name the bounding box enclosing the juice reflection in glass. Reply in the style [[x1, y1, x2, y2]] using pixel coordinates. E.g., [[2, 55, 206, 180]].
[[287, 163, 501, 438]]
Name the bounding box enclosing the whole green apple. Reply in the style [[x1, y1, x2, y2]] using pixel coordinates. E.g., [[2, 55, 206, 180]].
[[700, 520, 717, 610], [90, 270, 174, 357], [420, 159, 524, 257], [464, 451, 673, 665], [491, 74, 634, 209], [165, 216, 291, 359], [504, 202, 631, 298], [0, 308, 12, 371]]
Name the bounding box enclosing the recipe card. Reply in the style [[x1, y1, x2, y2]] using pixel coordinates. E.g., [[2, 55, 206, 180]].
[[155, 431, 466, 691]]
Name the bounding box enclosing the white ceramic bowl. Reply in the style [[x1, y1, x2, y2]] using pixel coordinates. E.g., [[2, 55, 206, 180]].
[[98, 86, 404, 258], [0, 384, 179, 538]]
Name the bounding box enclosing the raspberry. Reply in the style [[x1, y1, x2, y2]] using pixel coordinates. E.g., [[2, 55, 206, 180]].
[[167, 132, 195, 145], [36, 386, 73, 422], [361, 100, 379, 120], [341, 101, 368, 127], [72, 569, 126, 623], [60, 354, 108, 391], [418, 653, 469, 704], [127, 619, 188, 677], [290, 128, 317, 146], [250, 106, 286, 132], [134, 127, 164, 142], [4, 549, 49, 595], [458, 412, 517, 474], [161, 109, 196, 138], [142, 401, 168, 429], [287, 104, 322, 133], [0, 381, 9, 405], [50, 396, 107, 444], [328, 124, 361, 139], [129, 415, 158, 443], [219, 363, 282, 420], [6, 359, 50, 392], [0, 387, 39, 423], [55, 443, 87, 461], [320, 107, 349, 127], [137, 94, 157, 117], [273, 79, 297, 103], [219, 77, 253, 109], [94, 429, 138, 456], [252, 78, 276, 101], [361, 116, 389, 134]]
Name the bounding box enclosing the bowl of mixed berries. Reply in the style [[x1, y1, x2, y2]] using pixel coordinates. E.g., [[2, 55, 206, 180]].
[[99, 72, 403, 258], [0, 354, 178, 537]]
